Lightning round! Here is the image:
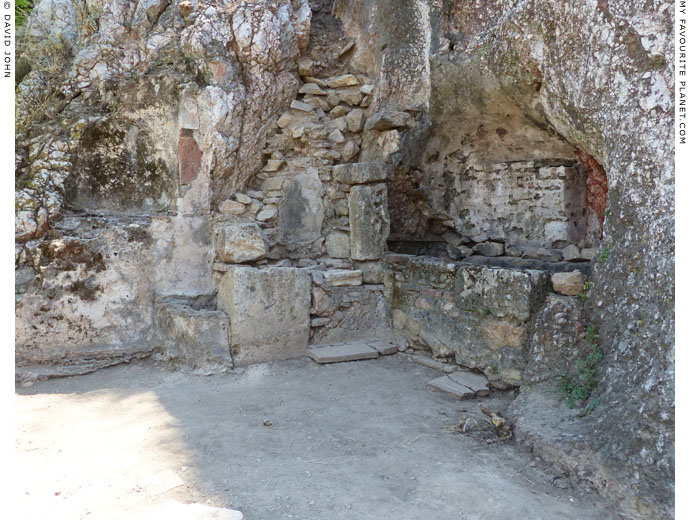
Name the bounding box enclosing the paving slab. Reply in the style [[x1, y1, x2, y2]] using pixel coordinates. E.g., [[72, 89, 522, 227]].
[[411, 354, 458, 373], [449, 370, 491, 396], [308, 342, 379, 363], [148, 500, 244, 520], [427, 375, 478, 399], [366, 340, 399, 355]]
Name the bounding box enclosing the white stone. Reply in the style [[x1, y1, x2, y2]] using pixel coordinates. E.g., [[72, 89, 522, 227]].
[[213, 223, 268, 263], [323, 269, 362, 286]]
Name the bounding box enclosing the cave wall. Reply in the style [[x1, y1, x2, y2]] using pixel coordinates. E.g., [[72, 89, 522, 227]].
[[334, 0, 674, 518]]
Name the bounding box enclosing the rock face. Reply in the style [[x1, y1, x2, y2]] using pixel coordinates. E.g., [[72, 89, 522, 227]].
[[217, 266, 311, 366], [334, 0, 674, 517]]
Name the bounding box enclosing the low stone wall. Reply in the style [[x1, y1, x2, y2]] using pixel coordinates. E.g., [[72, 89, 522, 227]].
[[384, 253, 551, 387]]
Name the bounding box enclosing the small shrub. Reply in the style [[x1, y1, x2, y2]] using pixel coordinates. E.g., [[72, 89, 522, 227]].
[[558, 346, 603, 410], [586, 324, 598, 343], [16, 0, 34, 27], [578, 281, 590, 302], [598, 247, 610, 264]]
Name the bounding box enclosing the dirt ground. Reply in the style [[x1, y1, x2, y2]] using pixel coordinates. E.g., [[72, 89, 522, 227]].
[[15, 353, 619, 519]]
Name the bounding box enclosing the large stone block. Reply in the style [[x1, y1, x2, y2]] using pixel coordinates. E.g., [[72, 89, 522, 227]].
[[348, 183, 390, 261], [155, 300, 232, 372], [217, 266, 311, 366], [213, 222, 268, 263], [279, 170, 325, 245], [333, 162, 391, 184]]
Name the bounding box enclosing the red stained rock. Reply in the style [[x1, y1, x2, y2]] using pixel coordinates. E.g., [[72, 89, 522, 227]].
[[179, 131, 202, 185]]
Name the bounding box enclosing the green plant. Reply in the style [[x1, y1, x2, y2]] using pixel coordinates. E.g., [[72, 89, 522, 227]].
[[586, 324, 598, 343], [558, 346, 604, 409], [598, 247, 610, 264], [16, 0, 34, 27], [481, 306, 491, 316], [578, 281, 590, 302]]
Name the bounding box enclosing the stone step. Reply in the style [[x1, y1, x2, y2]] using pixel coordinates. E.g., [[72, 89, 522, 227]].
[[307, 341, 378, 363], [427, 370, 491, 399], [411, 354, 458, 374]]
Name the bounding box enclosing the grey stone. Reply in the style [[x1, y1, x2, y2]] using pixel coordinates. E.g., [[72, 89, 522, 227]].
[[279, 170, 325, 245], [334, 162, 391, 184], [217, 266, 311, 366], [411, 354, 457, 373], [323, 269, 363, 286], [330, 106, 348, 118], [235, 193, 252, 204], [448, 370, 491, 396], [298, 83, 326, 95], [218, 200, 246, 215], [325, 74, 360, 88], [213, 223, 268, 263], [367, 340, 398, 355], [551, 270, 584, 296], [263, 159, 284, 172], [581, 247, 598, 260], [325, 230, 350, 259], [303, 77, 327, 88], [447, 244, 472, 260], [155, 300, 232, 372], [427, 376, 477, 399], [505, 244, 523, 257], [256, 207, 277, 222], [329, 129, 345, 143], [562, 245, 582, 261], [349, 183, 390, 261], [345, 108, 366, 133], [297, 57, 313, 77], [311, 317, 330, 327], [354, 261, 384, 283], [364, 110, 411, 131], [522, 246, 560, 262], [291, 100, 313, 112], [307, 342, 378, 363], [360, 84, 375, 96], [473, 241, 504, 257]]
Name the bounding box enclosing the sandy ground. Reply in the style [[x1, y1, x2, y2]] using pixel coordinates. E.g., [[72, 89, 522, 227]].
[[15, 354, 618, 520]]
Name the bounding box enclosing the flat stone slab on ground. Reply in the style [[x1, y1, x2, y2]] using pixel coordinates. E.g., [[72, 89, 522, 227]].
[[448, 370, 491, 396], [308, 342, 379, 363], [427, 376, 476, 399], [367, 340, 398, 355], [140, 469, 185, 496], [411, 354, 457, 373]]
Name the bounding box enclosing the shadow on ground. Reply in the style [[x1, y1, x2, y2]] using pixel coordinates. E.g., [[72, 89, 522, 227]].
[[15, 354, 619, 519]]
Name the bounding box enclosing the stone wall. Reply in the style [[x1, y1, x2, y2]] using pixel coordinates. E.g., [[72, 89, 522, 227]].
[[384, 254, 551, 388]]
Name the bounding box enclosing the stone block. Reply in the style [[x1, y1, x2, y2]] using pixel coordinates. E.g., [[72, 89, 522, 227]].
[[345, 108, 366, 132], [349, 183, 390, 261], [323, 269, 362, 286], [354, 261, 384, 283], [298, 83, 326, 95], [217, 266, 311, 366], [291, 100, 313, 112], [448, 370, 491, 396], [367, 340, 398, 355], [325, 230, 350, 258], [213, 222, 268, 263], [279, 171, 325, 245], [551, 270, 584, 296], [155, 300, 232, 371], [522, 246, 561, 262], [334, 162, 391, 184], [307, 342, 378, 363], [178, 96, 199, 129], [427, 376, 477, 399], [219, 200, 246, 215], [325, 74, 360, 88], [297, 57, 313, 77], [364, 110, 411, 131], [473, 241, 504, 257], [562, 244, 582, 261]]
